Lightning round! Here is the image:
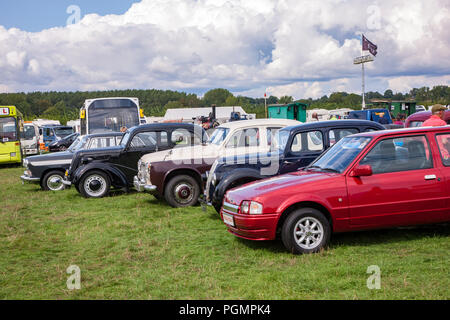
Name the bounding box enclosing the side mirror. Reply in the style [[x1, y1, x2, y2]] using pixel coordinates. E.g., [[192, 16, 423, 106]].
[[350, 165, 373, 177]]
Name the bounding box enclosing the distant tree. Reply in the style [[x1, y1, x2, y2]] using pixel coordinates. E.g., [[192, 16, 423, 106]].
[[225, 95, 239, 106], [163, 100, 184, 109], [392, 92, 404, 100], [203, 88, 233, 106], [267, 95, 278, 105], [384, 89, 394, 99], [279, 96, 293, 104]]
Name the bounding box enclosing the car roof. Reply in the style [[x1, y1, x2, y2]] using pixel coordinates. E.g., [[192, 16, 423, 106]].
[[282, 119, 385, 132], [406, 110, 450, 121], [218, 119, 301, 130], [85, 132, 124, 138], [128, 122, 205, 133], [352, 125, 450, 138], [42, 125, 72, 128]]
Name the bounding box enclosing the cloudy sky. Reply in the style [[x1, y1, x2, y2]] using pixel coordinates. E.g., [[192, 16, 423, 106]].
[[0, 0, 449, 99]]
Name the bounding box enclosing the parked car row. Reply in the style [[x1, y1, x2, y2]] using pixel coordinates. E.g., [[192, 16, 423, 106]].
[[20, 119, 450, 255], [21, 133, 124, 191]]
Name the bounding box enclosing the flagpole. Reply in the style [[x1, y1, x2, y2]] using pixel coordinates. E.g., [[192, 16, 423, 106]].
[[264, 91, 267, 118], [362, 60, 366, 110], [355, 34, 375, 111], [361, 34, 366, 110]]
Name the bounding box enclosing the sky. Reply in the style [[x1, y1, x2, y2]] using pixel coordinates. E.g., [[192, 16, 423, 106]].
[[0, 0, 449, 99]]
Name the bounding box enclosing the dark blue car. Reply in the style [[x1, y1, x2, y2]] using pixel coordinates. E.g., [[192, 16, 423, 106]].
[[201, 120, 386, 212]]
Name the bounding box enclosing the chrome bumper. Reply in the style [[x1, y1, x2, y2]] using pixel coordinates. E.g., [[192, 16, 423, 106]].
[[20, 173, 40, 183], [62, 179, 72, 186], [24, 148, 38, 155], [133, 176, 157, 193]]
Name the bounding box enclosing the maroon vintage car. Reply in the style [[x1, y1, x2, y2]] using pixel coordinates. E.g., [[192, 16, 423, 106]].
[[221, 126, 450, 254], [405, 110, 450, 127]]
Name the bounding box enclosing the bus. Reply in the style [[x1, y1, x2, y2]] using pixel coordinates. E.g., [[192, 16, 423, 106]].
[[0, 106, 23, 164], [80, 97, 145, 135]]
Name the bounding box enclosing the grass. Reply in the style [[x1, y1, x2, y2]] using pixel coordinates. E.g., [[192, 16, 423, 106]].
[[0, 166, 449, 300]]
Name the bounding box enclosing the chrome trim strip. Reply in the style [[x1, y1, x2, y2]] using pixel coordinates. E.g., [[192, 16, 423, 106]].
[[223, 201, 239, 213]]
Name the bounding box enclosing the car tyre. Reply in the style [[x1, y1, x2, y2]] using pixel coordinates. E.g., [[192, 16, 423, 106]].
[[165, 175, 200, 208], [281, 208, 331, 254], [213, 201, 222, 214], [42, 170, 65, 191], [79, 170, 111, 198]]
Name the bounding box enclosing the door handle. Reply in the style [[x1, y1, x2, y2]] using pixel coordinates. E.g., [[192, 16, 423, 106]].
[[424, 175, 437, 180]]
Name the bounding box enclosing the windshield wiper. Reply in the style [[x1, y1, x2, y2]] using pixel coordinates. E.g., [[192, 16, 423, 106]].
[[306, 165, 339, 173], [318, 167, 340, 173], [305, 165, 322, 171]]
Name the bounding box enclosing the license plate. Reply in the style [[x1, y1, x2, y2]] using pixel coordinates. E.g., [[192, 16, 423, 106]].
[[222, 212, 235, 227]]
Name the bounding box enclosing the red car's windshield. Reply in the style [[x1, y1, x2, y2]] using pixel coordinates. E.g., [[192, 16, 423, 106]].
[[308, 136, 372, 173]]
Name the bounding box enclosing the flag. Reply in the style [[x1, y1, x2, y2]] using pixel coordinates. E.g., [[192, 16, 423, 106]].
[[362, 35, 378, 56]]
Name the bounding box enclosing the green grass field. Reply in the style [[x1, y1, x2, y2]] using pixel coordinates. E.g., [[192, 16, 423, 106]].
[[0, 166, 449, 300]]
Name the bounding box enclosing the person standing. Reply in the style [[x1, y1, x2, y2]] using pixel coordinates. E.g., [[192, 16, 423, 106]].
[[422, 105, 447, 127], [394, 114, 404, 126]]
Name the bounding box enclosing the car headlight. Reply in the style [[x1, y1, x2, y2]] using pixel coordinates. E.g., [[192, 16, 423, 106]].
[[240, 201, 263, 215], [23, 159, 29, 168]]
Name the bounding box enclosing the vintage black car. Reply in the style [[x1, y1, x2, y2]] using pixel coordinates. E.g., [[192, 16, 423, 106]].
[[202, 120, 385, 212], [48, 132, 80, 152], [21, 133, 123, 191], [63, 123, 207, 198]]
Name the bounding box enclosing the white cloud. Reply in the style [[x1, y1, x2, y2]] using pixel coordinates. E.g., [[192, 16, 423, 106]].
[[0, 0, 448, 98]]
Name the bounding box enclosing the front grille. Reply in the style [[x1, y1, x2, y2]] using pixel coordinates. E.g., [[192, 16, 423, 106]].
[[137, 161, 145, 181], [222, 201, 239, 214]]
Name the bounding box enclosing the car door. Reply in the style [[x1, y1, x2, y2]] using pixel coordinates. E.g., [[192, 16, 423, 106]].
[[279, 129, 325, 174], [434, 132, 450, 219], [119, 130, 170, 182], [346, 134, 447, 227]]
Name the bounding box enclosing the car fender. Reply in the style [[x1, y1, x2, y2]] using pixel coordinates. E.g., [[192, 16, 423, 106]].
[[163, 166, 204, 191], [275, 193, 335, 225], [73, 162, 128, 189], [214, 168, 263, 202]]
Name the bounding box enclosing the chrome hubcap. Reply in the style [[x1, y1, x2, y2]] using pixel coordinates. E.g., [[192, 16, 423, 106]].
[[47, 174, 64, 191], [294, 217, 324, 250], [84, 175, 107, 197], [174, 183, 194, 204]]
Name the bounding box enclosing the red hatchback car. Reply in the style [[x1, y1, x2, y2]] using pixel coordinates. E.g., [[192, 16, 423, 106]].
[[221, 126, 450, 254]]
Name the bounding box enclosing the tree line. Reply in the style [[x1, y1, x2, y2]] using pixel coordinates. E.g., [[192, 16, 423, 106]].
[[0, 85, 448, 124]]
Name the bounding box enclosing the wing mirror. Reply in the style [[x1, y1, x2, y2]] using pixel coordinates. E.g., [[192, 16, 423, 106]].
[[350, 165, 373, 177]]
